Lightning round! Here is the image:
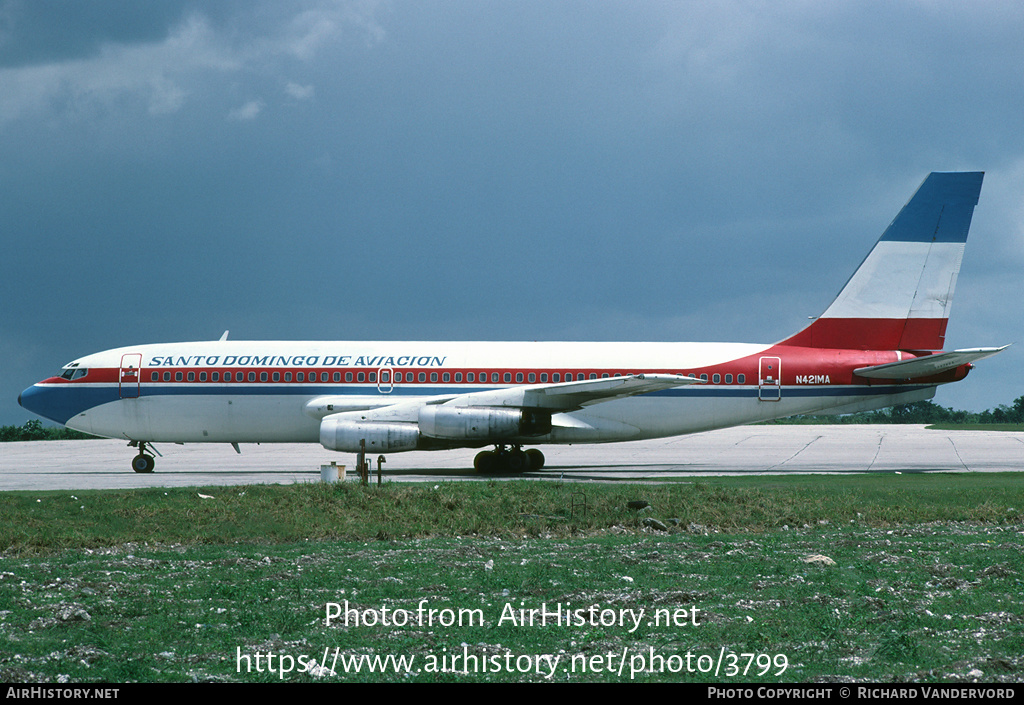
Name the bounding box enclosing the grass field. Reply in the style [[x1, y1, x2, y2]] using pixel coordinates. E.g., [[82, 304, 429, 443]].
[[1, 475, 1021, 683]]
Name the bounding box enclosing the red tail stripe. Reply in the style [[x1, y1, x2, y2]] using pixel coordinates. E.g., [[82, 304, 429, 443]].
[[781, 318, 947, 351]]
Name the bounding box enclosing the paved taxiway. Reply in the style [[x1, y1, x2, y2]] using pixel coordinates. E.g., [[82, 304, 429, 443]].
[[2, 425, 1022, 491]]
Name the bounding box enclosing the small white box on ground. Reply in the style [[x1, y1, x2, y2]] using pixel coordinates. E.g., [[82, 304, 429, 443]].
[[320, 462, 345, 483]]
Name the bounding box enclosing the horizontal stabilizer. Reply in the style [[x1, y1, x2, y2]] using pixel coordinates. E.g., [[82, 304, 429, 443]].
[[854, 346, 1009, 380]]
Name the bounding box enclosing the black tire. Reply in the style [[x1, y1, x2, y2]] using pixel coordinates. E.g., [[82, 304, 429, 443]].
[[474, 450, 494, 473], [505, 449, 529, 473], [132, 454, 155, 473], [525, 448, 545, 470]]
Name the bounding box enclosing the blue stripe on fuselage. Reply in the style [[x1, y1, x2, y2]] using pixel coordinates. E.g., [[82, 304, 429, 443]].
[[20, 382, 931, 427]]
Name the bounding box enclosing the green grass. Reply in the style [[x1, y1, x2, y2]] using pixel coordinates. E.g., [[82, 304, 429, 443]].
[[1, 476, 1022, 683], [1, 474, 1022, 552]]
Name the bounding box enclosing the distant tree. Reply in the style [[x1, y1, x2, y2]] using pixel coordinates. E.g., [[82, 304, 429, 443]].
[[0, 420, 99, 441]]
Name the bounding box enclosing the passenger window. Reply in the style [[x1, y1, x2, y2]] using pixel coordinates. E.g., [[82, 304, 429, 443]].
[[528, 373, 536, 383], [284, 372, 291, 382], [369, 372, 377, 382], [516, 372, 523, 383], [297, 372, 304, 382], [212, 372, 219, 382], [713, 374, 720, 384], [442, 372, 450, 382], [541, 373, 548, 382], [151, 372, 158, 381], [565, 373, 572, 381], [188, 372, 196, 382], [358, 372, 365, 382], [345, 372, 352, 382], [589, 373, 597, 380], [492, 373, 499, 383], [223, 372, 231, 382], [419, 372, 426, 382], [248, 372, 256, 382], [725, 374, 733, 384], [455, 372, 462, 382], [601, 373, 609, 378], [701, 374, 708, 382], [504, 373, 511, 383], [738, 374, 745, 384], [430, 372, 437, 382], [175, 372, 183, 382], [162, 371, 171, 382], [260, 372, 267, 382], [334, 372, 341, 382], [467, 372, 474, 382]]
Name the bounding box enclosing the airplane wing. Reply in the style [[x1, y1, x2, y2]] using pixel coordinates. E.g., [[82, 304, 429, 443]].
[[854, 346, 1009, 380], [313, 373, 702, 423], [443, 372, 704, 411]]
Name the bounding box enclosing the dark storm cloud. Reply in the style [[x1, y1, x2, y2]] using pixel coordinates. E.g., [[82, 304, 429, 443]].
[[0, 0, 191, 67]]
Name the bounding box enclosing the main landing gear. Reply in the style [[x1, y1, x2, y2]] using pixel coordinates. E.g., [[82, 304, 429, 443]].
[[129, 441, 156, 473], [473, 445, 545, 474]]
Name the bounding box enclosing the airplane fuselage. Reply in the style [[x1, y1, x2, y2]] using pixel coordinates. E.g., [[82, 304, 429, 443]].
[[21, 339, 960, 446]]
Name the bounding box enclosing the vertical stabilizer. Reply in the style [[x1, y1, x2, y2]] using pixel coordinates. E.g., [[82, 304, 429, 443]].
[[781, 172, 983, 350]]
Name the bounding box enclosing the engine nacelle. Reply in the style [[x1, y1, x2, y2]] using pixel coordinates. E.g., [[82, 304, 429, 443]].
[[319, 418, 420, 452], [418, 406, 551, 441]]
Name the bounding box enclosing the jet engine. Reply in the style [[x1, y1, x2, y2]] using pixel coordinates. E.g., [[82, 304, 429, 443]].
[[319, 418, 420, 452], [418, 406, 551, 440], [319, 407, 551, 453]]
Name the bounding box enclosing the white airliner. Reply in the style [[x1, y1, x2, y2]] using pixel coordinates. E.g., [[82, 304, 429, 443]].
[[20, 172, 1007, 473]]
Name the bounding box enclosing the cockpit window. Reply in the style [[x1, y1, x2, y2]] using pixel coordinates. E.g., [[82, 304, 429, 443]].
[[59, 368, 88, 380]]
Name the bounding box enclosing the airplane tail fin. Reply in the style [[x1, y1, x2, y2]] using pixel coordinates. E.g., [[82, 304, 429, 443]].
[[781, 171, 984, 351]]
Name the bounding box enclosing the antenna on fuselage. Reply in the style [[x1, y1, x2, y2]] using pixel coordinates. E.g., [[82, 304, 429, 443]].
[[219, 330, 229, 341]]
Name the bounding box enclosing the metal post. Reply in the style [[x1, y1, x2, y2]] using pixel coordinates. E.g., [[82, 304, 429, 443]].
[[358, 439, 367, 485], [377, 455, 386, 485]]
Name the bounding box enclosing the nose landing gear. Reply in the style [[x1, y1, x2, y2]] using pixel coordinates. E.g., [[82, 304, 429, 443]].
[[129, 441, 157, 473]]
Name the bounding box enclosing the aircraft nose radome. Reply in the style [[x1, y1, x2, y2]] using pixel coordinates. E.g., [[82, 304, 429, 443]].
[[18, 384, 71, 425], [19, 385, 39, 414]]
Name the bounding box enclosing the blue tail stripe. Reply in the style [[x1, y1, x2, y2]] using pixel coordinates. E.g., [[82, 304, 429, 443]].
[[879, 171, 983, 243]]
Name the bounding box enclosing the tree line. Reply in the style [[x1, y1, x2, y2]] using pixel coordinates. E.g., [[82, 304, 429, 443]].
[[774, 396, 1024, 425], [0, 419, 99, 441]]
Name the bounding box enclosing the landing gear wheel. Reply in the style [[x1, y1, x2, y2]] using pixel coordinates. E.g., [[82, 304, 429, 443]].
[[525, 448, 545, 470], [474, 446, 538, 474], [505, 449, 529, 474], [474, 450, 495, 473], [132, 453, 155, 473]]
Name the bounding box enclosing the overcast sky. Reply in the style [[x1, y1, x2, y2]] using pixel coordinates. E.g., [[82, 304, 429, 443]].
[[3, 0, 1023, 426]]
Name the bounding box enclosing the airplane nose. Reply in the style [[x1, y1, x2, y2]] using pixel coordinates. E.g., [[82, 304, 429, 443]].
[[18, 384, 71, 425]]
